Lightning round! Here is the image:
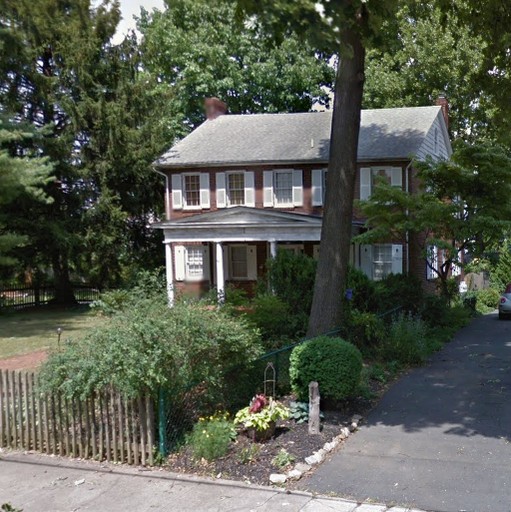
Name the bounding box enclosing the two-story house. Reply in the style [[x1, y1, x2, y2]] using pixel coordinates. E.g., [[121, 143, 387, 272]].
[[153, 97, 451, 304]]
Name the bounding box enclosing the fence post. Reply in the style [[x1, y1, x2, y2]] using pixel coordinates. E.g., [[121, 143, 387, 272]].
[[158, 388, 168, 457]]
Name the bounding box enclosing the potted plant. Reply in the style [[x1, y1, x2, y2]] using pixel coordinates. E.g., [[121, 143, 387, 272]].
[[234, 394, 289, 442]]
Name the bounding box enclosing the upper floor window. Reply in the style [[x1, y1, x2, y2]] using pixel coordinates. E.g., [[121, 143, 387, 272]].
[[263, 169, 303, 208], [183, 174, 201, 208], [171, 173, 210, 210], [227, 172, 245, 206], [274, 171, 293, 205], [216, 171, 255, 208], [360, 167, 402, 200]]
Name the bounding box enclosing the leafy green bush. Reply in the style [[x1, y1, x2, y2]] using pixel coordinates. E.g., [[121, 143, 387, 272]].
[[378, 313, 428, 366], [345, 266, 378, 313], [272, 448, 295, 469], [475, 287, 500, 313], [39, 298, 262, 401], [290, 336, 362, 401], [420, 294, 450, 327], [345, 310, 386, 355], [266, 249, 316, 319], [186, 413, 236, 461], [375, 273, 424, 315]]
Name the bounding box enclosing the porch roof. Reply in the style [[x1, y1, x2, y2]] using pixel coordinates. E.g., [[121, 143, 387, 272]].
[[153, 207, 362, 243]]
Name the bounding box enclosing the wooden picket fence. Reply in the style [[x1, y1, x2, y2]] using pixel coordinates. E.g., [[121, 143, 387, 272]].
[[0, 370, 155, 465]]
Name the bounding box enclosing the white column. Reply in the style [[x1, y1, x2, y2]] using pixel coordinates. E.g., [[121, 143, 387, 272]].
[[165, 243, 175, 307], [215, 242, 225, 304], [269, 240, 278, 258]]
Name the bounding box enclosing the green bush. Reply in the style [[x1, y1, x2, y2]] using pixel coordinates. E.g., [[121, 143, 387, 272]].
[[345, 266, 378, 313], [420, 294, 450, 327], [474, 287, 500, 313], [266, 249, 316, 318], [186, 413, 236, 461], [290, 336, 362, 401], [378, 313, 428, 366], [345, 310, 386, 354], [375, 273, 424, 315], [39, 297, 263, 401]]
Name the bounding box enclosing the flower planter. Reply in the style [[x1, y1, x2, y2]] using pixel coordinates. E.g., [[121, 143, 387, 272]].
[[246, 421, 276, 442]]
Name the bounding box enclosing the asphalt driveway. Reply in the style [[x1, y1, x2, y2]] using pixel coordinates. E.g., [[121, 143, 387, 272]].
[[300, 313, 511, 512]]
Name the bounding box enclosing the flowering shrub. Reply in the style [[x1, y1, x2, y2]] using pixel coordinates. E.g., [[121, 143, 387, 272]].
[[186, 412, 236, 462], [234, 395, 289, 434]]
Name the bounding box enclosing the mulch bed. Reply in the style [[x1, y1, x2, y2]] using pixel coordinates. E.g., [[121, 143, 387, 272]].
[[164, 386, 384, 485]]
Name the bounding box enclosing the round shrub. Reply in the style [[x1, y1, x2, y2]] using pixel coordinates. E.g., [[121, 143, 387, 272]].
[[289, 336, 363, 401]]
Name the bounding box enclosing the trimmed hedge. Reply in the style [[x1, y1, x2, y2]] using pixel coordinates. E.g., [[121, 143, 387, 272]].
[[289, 336, 362, 401]]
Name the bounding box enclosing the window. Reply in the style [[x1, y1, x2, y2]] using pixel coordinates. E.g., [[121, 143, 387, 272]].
[[373, 244, 393, 281], [278, 244, 304, 255], [230, 246, 248, 279], [274, 171, 293, 205], [174, 245, 210, 282], [360, 167, 402, 200], [186, 247, 205, 279], [427, 245, 439, 280], [183, 174, 201, 208], [227, 172, 245, 206]]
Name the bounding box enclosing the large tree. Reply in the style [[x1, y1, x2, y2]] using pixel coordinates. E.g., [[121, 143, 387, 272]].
[[0, 118, 53, 267]]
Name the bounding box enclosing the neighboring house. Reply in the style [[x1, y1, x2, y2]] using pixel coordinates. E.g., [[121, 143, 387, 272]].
[[152, 97, 452, 303]]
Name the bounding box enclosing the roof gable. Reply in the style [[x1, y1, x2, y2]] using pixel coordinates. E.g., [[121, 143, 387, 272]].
[[155, 106, 446, 169]]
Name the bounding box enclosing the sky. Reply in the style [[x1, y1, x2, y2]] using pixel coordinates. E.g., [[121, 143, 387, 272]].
[[114, 0, 164, 43]]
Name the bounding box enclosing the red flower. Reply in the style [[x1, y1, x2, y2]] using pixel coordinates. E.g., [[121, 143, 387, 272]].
[[249, 394, 268, 414]]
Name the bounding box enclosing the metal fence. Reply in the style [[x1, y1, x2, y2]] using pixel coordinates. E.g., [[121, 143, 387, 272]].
[[0, 284, 101, 310]]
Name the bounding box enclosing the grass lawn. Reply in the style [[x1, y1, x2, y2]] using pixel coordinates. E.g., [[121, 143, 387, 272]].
[[0, 305, 105, 360]]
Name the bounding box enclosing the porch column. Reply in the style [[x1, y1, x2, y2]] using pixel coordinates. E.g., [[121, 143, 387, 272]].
[[165, 243, 175, 307], [269, 240, 278, 258], [215, 242, 225, 304]]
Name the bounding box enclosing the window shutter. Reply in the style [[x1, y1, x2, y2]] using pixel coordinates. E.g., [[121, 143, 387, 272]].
[[263, 171, 273, 207], [244, 171, 255, 207], [201, 245, 210, 280], [391, 244, 403, 275], [360, 244, 373, 279], [174, 245, 186, 281], [360, 168, 371, 200], [216, 172, 226, 208], [171, 174, 183, 210], [390, 167, 403, 188], [313, 244, 320, 260], [311, 169, 323, 206], [292, 169, 303, 206], [247, 245, 258, 280], [200, 173, 210, 209]]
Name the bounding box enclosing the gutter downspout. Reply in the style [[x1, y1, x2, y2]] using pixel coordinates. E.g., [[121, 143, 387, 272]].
[[405, 161, 412, 274]]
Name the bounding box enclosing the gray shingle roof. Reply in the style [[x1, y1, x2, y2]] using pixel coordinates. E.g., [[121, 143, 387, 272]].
[[155, 106, 443, 169]]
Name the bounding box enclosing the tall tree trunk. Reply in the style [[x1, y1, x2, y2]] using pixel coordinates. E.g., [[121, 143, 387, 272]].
[[52, 253, 77, 305], [307, 27, 366, 336]]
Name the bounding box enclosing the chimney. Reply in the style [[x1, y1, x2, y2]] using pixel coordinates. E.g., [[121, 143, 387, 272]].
[[435, 94, 449, 129], [205, 97, 228, 121]]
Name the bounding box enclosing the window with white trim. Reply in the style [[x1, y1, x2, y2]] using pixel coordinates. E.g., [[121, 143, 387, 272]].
[[373, 244, 393, 281], [274, 171, 293, 206], [427, 245, 439, 280], [227, 172, 245, 206], [186, 247, 205, 279], [360, 167, 402, 200], [230, 246, 248, 279], [183, 174, 201, 208]]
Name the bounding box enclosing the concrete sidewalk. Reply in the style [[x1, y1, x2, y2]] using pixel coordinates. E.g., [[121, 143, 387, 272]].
[[0, 451, 423, 512]]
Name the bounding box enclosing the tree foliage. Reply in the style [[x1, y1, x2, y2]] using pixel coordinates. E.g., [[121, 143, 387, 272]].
[[356, 142, 511, 296]]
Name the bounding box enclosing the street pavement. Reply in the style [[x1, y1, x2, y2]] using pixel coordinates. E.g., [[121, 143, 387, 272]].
[[300, 313, 511, 512], [0, 451, 422, 512]]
